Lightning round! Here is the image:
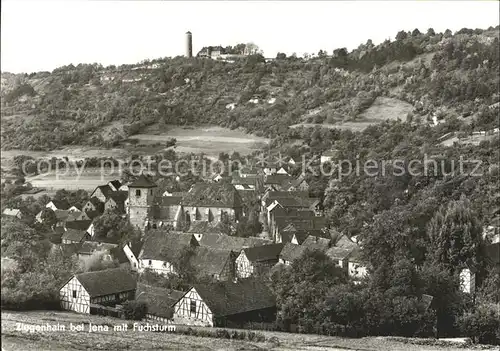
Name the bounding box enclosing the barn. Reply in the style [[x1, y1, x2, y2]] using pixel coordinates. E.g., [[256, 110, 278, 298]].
[[60, 268, 137, 314], [172, 279, 276, 328]]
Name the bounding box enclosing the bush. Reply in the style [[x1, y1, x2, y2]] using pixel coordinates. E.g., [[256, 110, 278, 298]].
[[458, 303, 500, 345], [122, 300, 147, 320]]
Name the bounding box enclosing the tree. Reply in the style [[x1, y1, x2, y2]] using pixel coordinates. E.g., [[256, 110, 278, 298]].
[[412, 28, 421, 37], [271, 249, 346, 331], [396, 30, 408, 41], [427, 28, 436, 36], [427, 194, 482, 270], [276, 52, 287, 60], [39, 208, 57, 228], [122, 300, 148, 320]]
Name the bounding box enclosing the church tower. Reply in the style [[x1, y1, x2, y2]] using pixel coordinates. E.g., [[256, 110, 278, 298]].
[[127, 174, 157, 230]]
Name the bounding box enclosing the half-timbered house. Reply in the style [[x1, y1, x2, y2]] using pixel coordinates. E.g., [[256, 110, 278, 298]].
[[235, 243, 284, 279], [136, 283, 185, 323], [60, 268, 137, 314], [172, 279, 276, 327], [61, 229, 90, 244]]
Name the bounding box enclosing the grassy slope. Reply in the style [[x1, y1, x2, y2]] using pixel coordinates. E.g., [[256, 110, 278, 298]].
[[2, 311, 495, 351]]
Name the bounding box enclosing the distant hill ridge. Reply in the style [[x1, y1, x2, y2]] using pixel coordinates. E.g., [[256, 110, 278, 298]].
[[1, 26, 499, 151]]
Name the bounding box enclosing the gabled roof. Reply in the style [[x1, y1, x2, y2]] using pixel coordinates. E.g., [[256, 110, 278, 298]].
[[61, 229, 88, 243], [302, 235, 331, 251], [156, 196, 183, 206], [136, 283, 185, 319], [243, 243, 284, 263], [198, 233, 271, 251], [78, 241, 118, 255], [280, 243, 307, 262], [94, 185, 114, 199], [129, 174, 157, 188], [139, 230, 198, 261], [232, 177, 257, 186], [264, 174, 292, 185], [189, 279, 276, 316], [182, 183, 242, 208], [108, 191, 128, 204], [87, 197, 105, 210], [65, 220, 92, 231], [75, 268, 137, 297], [326, 246, 356, 260], [84, 210, 102, 220], [67, 211, 83, 222], [334, 235, 358, 250], [49, 199, 71, 210], [54, 210, 69, 222], [190, 246, 233, 277], [108, 180, 122, 190], [188, 221, 225, 235]]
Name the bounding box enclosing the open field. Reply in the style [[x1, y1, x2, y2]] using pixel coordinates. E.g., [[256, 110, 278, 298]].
[[129, 125, 269, 157], [1, 311, 491, 351], [25, 169, 121, 191], [290, 97, 412, 132], [358, 97, 412, 122]]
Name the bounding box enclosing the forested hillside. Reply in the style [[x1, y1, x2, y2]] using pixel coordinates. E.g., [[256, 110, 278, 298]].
[[1, 26, 499, 150]]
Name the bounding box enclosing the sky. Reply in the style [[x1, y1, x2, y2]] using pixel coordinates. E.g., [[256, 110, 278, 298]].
[[1, 1, 499, 73]]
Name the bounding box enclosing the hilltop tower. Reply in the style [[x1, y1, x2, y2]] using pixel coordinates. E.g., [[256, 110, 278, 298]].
[[127, 174, 157, 231], [186, 31, 193, 58]]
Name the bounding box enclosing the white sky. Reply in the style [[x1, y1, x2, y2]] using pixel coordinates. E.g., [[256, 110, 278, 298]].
[[1, 1, 499, 73]]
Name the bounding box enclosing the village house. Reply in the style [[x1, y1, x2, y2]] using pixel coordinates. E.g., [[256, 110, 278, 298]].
[[104, 191, 128, 214], [235, 243, 284, 279], [137, 230, 199, 275], [77, 241, 118, 260], [181, 183, 243, 224], [172, 279, 276, 328], [231, 176, 258, 191], [107, 180, 122, 192], [195, 233, 272, 251], [60, 268, 137, 314], [135, 283, 185, 323], [82, 197, 105, 215], [190, 246, 235, 281], [279, 243, 307, 265], [46, 199, 71, 211], [2, 208, 23, 219], [320, 149, 339, 164], [61, 228, 90, 244], [90, 184, 114, 202], [122, 241, 143, 271]]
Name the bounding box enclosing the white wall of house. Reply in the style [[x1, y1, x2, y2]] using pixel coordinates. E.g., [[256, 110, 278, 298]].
[[460, 268, 475, 294], [139, 259, 176, 276], [60, 277, 91, 314], [123, 245, 139, 271], [46, 202, 59, 211], [173, 288, 214, 327], [235, 251, 253, 278]]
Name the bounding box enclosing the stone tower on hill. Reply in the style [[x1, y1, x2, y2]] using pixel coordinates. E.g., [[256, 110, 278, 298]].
[[127, 174, 157, 230]]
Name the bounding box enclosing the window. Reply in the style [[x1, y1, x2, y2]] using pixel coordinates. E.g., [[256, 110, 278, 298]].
[[115, 294, 120, 301], [190, 300, 196, 314], [150, 189, 153, 195], [136, 189, 141, 197], [148, 260, 152, 266], [72, 290, 77, 298]]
